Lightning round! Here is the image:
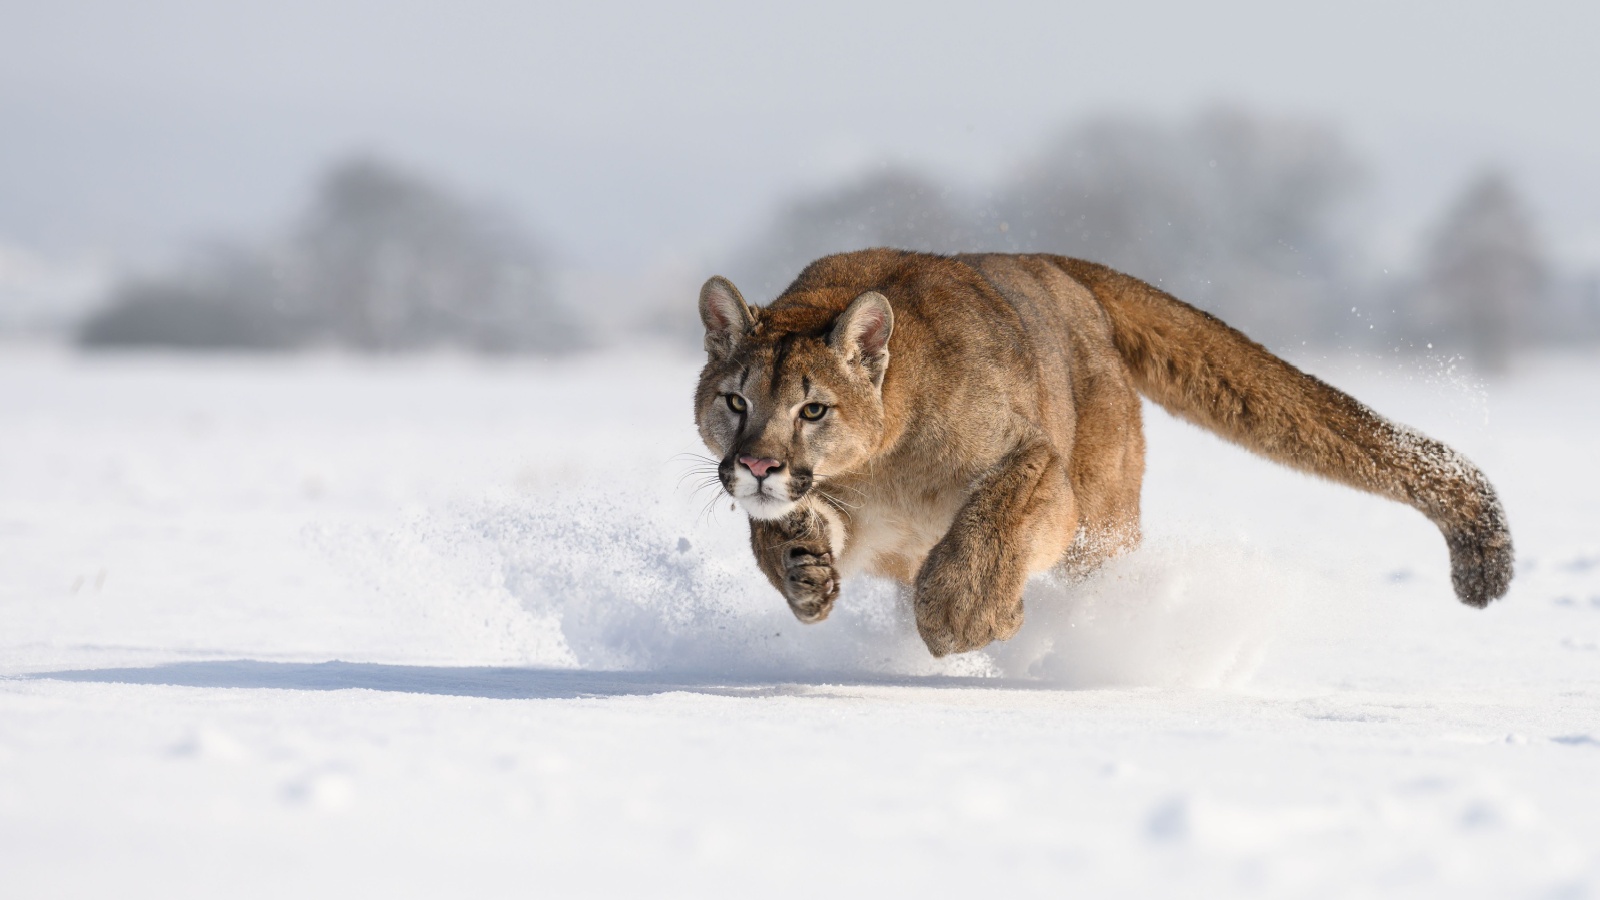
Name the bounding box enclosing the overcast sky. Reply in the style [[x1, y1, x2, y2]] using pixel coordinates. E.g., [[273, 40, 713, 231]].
[[3, 0, 1597, 280]]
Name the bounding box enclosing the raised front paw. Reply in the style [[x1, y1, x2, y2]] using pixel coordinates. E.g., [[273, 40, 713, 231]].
[[912, 571, 1024, 658], [784, 545, 839, 623]]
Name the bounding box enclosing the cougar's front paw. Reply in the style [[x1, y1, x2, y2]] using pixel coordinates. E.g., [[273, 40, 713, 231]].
[[912, 575, 1024, 658], [784, 545, 838, 623]]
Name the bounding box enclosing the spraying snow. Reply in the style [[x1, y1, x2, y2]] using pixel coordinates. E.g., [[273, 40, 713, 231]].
[[313, 485, 1304, 687]]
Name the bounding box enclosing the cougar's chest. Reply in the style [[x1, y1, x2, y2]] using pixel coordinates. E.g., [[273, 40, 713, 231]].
[[835, 477, 966, 584]]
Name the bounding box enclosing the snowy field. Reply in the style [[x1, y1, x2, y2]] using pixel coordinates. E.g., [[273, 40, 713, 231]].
[[1, 345, 1597, 898]]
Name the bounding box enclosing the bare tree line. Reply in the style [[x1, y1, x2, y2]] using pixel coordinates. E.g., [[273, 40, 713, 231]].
[[80, 109, 1590, 370], [716, 109, 1574, 371], [80, 158, 588, 353]]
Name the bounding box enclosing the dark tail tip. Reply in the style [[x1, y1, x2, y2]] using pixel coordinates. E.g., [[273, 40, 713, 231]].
[[1446, 514, 1514, 609]]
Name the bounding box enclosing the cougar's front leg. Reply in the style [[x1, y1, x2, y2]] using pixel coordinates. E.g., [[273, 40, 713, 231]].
[[749, 502, 842, 623], [914, 436, 1076, 657]]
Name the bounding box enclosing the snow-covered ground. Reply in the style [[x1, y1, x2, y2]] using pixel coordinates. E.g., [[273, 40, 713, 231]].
[[1, 345, 1596, 898]]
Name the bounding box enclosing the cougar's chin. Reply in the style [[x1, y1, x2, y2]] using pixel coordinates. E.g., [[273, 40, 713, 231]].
[[740, 493, 797, 521]]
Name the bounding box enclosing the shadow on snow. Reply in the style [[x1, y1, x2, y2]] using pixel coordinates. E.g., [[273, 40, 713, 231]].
[[19, 659, 1044, 700]]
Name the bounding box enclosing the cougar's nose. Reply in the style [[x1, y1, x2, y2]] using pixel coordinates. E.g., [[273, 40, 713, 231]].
[[738, 455, 783, 479]]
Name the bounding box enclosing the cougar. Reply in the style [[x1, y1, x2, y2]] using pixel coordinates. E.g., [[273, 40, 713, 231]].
[[693, 250, 1512, 657]]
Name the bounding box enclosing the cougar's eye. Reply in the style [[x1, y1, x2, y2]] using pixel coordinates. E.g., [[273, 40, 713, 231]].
[[725, 394, 747, 414], [799, 402, 827, 421]]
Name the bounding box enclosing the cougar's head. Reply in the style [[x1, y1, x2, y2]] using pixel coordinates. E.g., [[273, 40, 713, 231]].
[[693, 276, 893, 521]]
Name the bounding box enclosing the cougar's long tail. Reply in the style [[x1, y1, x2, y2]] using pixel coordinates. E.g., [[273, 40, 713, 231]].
[[1054, 257, 1513, 608]]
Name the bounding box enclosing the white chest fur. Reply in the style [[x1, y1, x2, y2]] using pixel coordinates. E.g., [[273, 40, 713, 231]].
[[832, 486, 965, 582]]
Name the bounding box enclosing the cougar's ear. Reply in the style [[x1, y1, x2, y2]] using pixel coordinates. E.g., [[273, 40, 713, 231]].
[[830, 290, 894, 387], [699, 276, 755, 357]]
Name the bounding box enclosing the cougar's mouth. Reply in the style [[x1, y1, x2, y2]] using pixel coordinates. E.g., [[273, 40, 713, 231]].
[[721, 456, 800, 520]]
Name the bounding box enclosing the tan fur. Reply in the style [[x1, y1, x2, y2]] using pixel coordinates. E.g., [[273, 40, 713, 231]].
[[695, 250, 1513, 657]]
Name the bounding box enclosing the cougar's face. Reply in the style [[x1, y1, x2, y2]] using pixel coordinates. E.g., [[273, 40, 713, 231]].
[[697, 337, 884, 520], [694, 278, 893, 522]]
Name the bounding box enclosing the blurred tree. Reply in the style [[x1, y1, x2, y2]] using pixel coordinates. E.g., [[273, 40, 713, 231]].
[[79, 156, 585, 353], [294, 158, 583, 352], [726, 168, 979, 301], [995, 109, 1364, 347], [78, 245, 300, 349], [1416, 171, 1544, 373], [717, 111, 1365, 352]]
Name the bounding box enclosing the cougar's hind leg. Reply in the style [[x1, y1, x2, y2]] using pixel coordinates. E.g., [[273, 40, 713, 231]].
[[914, 435, 1077, 657]]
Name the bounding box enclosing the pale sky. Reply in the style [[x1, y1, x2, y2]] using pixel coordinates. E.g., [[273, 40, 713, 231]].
[[3, 0, 1597, 279]]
